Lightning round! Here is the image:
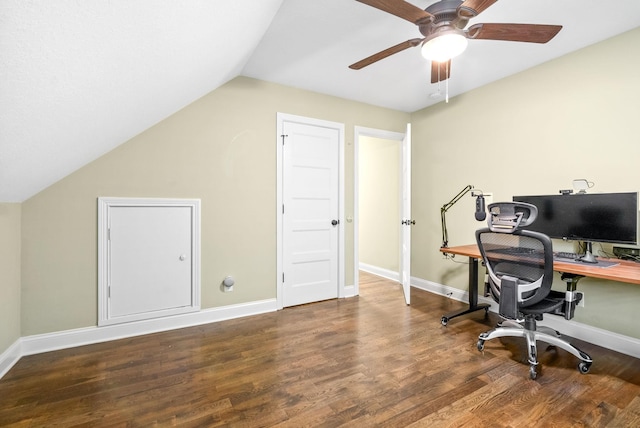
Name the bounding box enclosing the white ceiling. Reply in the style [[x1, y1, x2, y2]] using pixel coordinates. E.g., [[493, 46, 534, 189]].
[[2, 0, 639, 202], [243, 0, 640, 112]]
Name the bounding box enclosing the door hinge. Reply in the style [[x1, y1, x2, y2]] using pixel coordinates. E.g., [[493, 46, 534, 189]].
[[402, 219, 416, 225], [282, 204, 285, 214], [281, 134, 288, 145], [107, 227, 111, 240], [282, 272, 285, 283]]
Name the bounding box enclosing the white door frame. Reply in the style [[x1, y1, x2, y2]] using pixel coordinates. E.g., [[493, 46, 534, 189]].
[[354, 126, 410, 299], [276, 113, 346, 310]]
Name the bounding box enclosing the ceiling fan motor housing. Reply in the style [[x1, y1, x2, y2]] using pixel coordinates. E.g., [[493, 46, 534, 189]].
[[420, 0, 468, 39]]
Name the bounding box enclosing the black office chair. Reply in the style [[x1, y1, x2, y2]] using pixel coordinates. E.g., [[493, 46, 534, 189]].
[[475, 202, 593, 379]]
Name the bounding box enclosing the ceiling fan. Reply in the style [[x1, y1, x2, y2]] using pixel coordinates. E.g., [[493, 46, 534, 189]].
[[350, 0, 562, 83]]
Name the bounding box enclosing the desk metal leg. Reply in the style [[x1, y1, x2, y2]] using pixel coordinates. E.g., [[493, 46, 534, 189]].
[[441, 257, 491, 326]]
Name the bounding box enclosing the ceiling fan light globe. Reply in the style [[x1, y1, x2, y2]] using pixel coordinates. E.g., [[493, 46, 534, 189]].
[[421, 33, 468, 62]]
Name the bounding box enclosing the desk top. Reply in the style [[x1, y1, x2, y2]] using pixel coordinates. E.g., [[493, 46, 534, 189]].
[[441, 244, 640, 285]]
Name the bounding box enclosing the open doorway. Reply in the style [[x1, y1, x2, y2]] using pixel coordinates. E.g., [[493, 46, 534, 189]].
[[359, 136, 401, 278], [354, 126, 411, 302]]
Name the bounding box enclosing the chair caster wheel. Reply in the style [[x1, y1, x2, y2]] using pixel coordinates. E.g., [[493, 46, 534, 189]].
[[477, 339, 485, 352], [441, 316, 448, 326], [529, 365, 537, 380], [578, 362, 591, 374]]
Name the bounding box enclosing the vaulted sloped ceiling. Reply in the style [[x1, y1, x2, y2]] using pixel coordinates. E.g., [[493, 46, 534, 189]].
[[0, 0, 283, 202], [2, 0, 639, 202]]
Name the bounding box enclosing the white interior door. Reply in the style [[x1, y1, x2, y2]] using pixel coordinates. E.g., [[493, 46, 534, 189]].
[[98, 198, 201, 326], [282, 120, 340, 307], [400, 123, 412, 305]]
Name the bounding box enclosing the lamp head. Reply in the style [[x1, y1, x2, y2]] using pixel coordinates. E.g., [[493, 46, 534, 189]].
[[421, 29, 468, 62]]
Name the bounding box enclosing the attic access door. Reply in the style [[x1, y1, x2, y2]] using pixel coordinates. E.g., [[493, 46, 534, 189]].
[[98, 197, 201, 326]]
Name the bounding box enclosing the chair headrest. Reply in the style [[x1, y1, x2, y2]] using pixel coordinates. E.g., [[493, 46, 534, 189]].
[[487, 202, 538, 233]]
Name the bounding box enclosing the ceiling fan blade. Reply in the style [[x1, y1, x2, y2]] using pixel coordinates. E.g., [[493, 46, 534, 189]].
[[349, 38, 423, 70], [467, 23, 563, 43], [431, 60, 451, 83], [457, 0, 497, 18], [356, 0, 433, 25]]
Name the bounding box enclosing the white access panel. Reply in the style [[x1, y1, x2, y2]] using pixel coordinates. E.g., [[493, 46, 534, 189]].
[[98, 198, 201, 326]]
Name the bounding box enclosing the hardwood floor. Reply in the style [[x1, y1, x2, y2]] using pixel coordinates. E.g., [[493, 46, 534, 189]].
[[1, 271, 639, 427]]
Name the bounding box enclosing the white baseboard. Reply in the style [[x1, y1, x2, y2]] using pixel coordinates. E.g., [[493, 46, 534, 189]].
[[20, 298, 277, 357], [359, 263, 399, 282], [0, 339, 22, 379], [411, 276, 640, 359], [411, 276, 472, 303]]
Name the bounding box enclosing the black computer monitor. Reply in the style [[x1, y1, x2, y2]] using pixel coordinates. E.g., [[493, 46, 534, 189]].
[[512, 192, 638, 246]]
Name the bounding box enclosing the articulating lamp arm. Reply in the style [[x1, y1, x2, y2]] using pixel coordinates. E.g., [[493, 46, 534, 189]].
[[441, 184, 474, 248]]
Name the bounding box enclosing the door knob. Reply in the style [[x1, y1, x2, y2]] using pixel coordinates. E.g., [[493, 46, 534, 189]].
[[179, 254, 186, 261], [331, 219, 339, 226]]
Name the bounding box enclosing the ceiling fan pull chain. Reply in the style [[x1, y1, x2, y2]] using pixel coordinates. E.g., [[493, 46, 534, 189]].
[[445, 61, 450, 103]]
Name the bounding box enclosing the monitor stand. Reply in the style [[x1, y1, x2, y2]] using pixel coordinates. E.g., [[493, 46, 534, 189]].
[[578, 241, 598, 264]]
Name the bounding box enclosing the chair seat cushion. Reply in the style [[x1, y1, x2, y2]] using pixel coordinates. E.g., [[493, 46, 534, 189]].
[[520, 290, 565, 316]]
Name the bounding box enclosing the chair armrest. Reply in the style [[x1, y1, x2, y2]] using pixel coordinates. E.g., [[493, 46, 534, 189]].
[[498, 275, 520, 320]]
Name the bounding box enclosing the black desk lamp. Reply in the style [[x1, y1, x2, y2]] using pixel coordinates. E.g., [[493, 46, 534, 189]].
[[441, 184, 485, 248]]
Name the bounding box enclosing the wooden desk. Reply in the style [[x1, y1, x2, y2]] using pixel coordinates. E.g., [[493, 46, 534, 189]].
[[439, 244, 640, 325]]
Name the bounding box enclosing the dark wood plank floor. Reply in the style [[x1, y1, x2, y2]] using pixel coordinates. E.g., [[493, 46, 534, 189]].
[[1, 271, 639, 427]]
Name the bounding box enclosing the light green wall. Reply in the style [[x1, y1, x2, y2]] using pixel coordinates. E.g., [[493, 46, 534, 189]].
[[20, 77, 410, 336], [13, 27, 640, 344], [0, 203, 21, 352], [410, 27, 640, 339], [359, 136, 400, 272]]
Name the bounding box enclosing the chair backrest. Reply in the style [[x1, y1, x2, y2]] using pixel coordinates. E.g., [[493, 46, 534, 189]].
[[476, 202, 554, 316]]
